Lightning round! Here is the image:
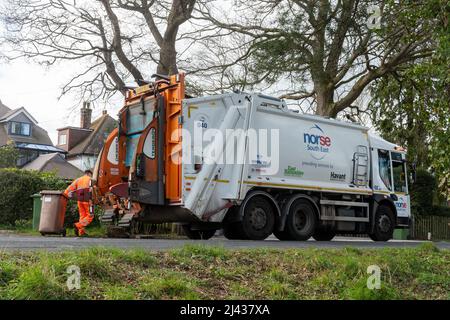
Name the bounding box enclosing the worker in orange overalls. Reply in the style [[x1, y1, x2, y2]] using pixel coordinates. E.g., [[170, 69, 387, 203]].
[[64, 169, 94, 237]]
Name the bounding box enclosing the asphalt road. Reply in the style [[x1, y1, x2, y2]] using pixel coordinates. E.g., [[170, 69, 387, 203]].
[[0, 234, 449, 251]]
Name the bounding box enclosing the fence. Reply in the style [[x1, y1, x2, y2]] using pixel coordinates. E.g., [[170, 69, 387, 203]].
[[411, 215, 450, 240]]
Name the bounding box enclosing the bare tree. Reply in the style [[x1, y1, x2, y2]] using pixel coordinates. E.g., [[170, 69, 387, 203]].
[[0, 0, 196, 100], [195, 0, 435, 117]]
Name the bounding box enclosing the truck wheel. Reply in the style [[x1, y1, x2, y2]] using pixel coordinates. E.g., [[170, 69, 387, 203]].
[[369, 205, 395, 241], [312, 228, 335, 241], [285, 199, 317, 241], [273, 230, 293, 241], [241, 196, 275, 240], [223, 223, 247, 240], [182, 225, 216, 240]]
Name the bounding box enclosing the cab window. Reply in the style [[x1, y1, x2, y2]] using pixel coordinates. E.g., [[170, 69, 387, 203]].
[[392, 152, 407, 193], [378, 149, 391, 190]]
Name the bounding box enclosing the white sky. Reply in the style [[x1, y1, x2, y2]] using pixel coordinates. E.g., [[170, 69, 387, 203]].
[[0, 59, 121, 144]]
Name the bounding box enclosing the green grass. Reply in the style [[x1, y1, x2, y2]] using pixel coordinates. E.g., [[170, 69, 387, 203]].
[[0, 244, 448, 300]]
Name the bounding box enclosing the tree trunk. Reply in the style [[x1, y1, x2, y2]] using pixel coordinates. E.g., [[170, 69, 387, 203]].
[[315, 85, 335, 117], [157, 42, 178, 75], [157, 23, 179, 76]]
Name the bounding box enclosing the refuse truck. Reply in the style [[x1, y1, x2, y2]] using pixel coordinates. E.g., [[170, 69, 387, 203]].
[[92, 73, 411, 241]]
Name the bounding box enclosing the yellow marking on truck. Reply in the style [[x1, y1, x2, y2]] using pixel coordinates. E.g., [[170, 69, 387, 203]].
[[184, 176, 230, 183], [243, 180, 373, 195], [374, 191, 407, 196], [187, 105, 198, 118]]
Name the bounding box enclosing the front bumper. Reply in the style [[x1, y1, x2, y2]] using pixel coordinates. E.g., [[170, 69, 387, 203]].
[[396, 216, 411, 228]]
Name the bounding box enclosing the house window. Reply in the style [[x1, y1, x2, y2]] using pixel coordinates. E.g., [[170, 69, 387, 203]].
[[10, 121, 31, 136], [58, 134, 67, 145]]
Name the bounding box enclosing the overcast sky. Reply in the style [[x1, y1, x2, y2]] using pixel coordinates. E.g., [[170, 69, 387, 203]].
[[0, 57, 122, 144]]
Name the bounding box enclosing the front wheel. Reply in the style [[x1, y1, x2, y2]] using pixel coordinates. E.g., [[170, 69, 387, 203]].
[[182, 225, 216, 240], [369, 205, 395, 241]]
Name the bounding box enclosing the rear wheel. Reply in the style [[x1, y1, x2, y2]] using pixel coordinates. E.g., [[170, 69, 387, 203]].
[[285, 199, 317, 241], [182, 225, 216, 240], [369, 205, 395, 241], [223, 222, 247, 240], [312, 228, 335, 241], [273, 230, 293, 241], [240, 196, 275, 240]]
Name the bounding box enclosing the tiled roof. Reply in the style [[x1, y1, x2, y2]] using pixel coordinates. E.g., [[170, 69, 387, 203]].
[[23, 153, 83, 180], [0, 100, 11, 118], [68, 114, 117, 156], [0, 101, 53, 147]]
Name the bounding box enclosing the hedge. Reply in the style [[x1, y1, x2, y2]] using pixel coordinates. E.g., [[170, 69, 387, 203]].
[[410, 169, 450, 217], [0, 168, 100, 227]]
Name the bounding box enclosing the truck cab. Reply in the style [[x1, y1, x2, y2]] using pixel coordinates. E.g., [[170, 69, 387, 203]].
[[369, 133, 411, 229]]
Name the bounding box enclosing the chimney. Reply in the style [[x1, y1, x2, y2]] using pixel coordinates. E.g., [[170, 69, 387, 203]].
[[80, 101, 92, 129]]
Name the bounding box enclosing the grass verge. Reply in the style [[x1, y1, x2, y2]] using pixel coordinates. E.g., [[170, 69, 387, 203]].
[[0, 243, 448, 300]]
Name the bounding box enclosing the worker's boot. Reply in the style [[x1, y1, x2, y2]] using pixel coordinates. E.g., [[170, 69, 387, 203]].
[[73, 224, 79, 237], [78, 228, 88, 237]]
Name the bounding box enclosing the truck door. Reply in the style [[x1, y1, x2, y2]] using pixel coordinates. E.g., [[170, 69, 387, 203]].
[[129, 95, 165, 205], [391, 152, 411, 219]]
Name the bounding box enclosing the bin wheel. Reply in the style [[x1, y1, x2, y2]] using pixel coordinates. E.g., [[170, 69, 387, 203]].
[[40, 232, 46, 236], [62, 229, 67, 237]]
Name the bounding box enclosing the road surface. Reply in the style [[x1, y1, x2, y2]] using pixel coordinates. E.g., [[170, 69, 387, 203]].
[[0, 234, 448, 251]]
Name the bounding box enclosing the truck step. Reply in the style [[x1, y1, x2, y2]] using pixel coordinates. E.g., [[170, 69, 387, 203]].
[[117, 213, 135, 227], [100, 209, 116, 225]]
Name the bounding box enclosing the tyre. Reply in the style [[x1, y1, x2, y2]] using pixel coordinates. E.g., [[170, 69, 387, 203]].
[[240, 196, 275, 240], [273, 230, 293, 241], [369, 205, 395, 241], [223, 222, 247, 240], [182, 225, 216, 240], [312, 228, 335, 241], [285, 199, 317, 241]]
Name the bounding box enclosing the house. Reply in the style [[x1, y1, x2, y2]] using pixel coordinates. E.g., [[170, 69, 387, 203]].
[[0, 99, 65, 167], [56, 102, 117, 171], [22, 152, 83, 180]]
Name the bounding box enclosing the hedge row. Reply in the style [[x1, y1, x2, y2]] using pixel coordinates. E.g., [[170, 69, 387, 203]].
[[0, 168, 99, 227], [410, 169, 450, 217]]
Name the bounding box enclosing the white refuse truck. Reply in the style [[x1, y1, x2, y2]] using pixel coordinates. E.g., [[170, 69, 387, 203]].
[[94, 74, 411, 241]]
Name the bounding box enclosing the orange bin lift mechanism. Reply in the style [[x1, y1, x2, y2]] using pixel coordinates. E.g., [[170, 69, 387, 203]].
[[123, 73, 184, 203], [165, 74, 184, 202]]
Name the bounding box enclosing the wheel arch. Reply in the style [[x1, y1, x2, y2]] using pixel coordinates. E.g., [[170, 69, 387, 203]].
[[238, 190, 281, 223]]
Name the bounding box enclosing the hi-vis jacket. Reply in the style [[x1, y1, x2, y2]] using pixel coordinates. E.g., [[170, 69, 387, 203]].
[[64, 175, 91, 202]]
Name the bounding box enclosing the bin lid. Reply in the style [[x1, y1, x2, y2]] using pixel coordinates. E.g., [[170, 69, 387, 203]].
[[40, 190, 64, 196], [31, 194, 41, 198]]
